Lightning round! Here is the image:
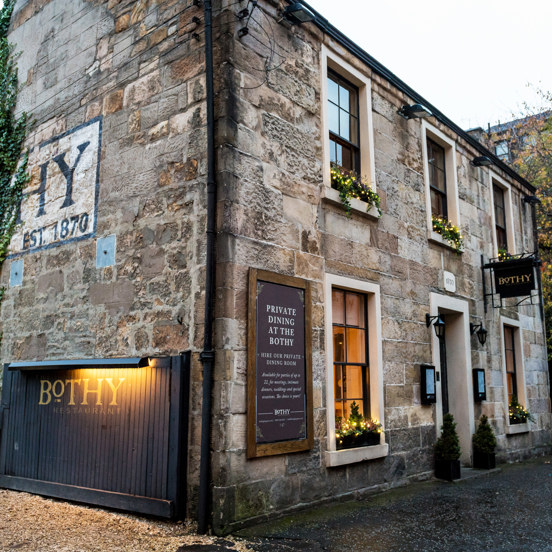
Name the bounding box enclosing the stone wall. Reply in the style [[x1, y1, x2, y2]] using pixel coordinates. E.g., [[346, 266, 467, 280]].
[[2, 0, 208, 513], [210, 0, 552, 533]]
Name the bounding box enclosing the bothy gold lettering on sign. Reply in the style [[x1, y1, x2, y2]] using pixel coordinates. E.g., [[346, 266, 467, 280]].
[[38, 377, 126, 406]]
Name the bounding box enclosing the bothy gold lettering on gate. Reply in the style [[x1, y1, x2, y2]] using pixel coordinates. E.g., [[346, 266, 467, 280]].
[[38, 377, 126, 407]]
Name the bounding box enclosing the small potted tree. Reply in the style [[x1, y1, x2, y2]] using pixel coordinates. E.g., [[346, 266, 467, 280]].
[[434, 413, 461, 481], [472, 415, 497, 469]]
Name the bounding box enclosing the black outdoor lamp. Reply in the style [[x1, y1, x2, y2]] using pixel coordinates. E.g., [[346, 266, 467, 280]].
[[523, 195, 541, 205], [398, 103, 433, 120], [426, 313, 445, 339], [470, 323, 488, 346], [282, 2, 316, 24], [471, 155, 493, 167]]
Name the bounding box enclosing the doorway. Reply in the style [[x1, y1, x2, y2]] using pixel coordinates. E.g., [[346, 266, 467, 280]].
[[430, 294, 474, 464]]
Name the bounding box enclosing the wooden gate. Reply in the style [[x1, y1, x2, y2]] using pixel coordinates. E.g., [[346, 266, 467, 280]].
[[0, 354, 190, 518]]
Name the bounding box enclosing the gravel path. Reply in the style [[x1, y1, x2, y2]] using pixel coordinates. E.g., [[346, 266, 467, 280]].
[[0, 490, 252, 552]]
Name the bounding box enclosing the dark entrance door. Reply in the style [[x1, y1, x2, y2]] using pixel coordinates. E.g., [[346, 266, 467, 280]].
[[0, 354, 190, 519], [439, 328, 449, 415]]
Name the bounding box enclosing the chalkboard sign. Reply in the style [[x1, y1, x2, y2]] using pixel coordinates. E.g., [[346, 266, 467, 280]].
[[247, 269, 313, 458]]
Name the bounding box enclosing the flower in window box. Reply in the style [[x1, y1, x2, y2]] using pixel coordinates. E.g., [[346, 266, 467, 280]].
[[335, 401, 382, 450], [509, 395, 535, 424], [497, 247, 513, 261], [330, 164, 382, 217], [431, 216, 464, 254]]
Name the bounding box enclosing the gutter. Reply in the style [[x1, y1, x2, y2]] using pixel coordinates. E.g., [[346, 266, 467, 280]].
[[297, 0, 536, 193], [198, 0, 216, 535]]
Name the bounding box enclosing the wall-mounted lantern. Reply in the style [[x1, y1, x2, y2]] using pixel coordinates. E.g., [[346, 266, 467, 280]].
[[470, 156, 493, 167], [398, 103, 432, 120], [470, 323, 488, 346], [421, 364, 436, 404], [472, 368, 486, 402], [426, 313, 445, 339]]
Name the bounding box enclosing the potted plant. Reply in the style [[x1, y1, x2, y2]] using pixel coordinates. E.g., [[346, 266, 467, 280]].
[[472, 415, 497, 469], [330, 164, 382, 217], [434, 413, 461, 481], [335, 401, 382, 450], [509, 395, 535, 424]]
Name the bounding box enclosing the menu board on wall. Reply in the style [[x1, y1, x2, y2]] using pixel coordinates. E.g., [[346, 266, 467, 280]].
[[247, 269, 313, 458]]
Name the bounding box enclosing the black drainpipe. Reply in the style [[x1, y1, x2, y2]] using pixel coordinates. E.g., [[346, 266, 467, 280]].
[[198, 0, 216, 535]]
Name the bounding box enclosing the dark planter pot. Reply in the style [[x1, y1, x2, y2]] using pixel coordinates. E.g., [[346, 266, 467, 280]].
[[435, 458, 461, 481], [336, 432, 380, 450], [473, 450, 496, 469]]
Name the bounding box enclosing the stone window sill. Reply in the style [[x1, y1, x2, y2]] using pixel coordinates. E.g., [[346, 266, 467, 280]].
[[428, 230, 463, 254], [322, 186, 380, 221], [325, 443, 389, 467], [505, 422, 529, 435]]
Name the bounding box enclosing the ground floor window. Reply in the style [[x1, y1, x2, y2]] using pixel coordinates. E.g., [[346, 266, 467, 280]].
[[325, 275, 385, 460]]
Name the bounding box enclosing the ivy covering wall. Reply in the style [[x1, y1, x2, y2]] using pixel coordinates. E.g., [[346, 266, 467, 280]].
[[0, 0, 28, 277]]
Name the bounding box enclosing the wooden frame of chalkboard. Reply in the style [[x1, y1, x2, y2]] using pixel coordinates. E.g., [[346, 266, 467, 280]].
[[247, 269, 313, 458]]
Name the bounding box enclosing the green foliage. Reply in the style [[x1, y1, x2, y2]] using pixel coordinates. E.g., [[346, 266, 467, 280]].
[[330, 164, 382, 217], [0, 0, 28, 266], [335, 400, 382, 444], [509, 395, 535, 424], [434, 413, 461, 461], [432, 216, 464, 254], [472, 415, 496, 454]]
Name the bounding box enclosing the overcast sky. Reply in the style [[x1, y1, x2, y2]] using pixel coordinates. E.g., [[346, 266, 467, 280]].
[[307, 0, 552, 130]]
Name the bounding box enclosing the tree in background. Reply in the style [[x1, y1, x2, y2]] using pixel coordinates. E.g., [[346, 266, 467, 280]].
[[485, 92, 552, 361]]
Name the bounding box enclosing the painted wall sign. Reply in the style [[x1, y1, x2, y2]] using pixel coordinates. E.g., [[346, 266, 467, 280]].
[[248, 269, 313, 458], [493, 259, 536, 298], [443, 271, 456, 293], [9, 117, 102, 258]]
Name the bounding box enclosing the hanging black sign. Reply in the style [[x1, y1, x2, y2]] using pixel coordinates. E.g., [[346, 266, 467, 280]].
[[493, 259, 536, 298]]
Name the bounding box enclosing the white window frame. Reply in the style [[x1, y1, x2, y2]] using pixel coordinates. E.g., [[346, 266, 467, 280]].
[[489, 171, 516, 257], [321, 45, 377, 217], [500, 317, 529, 434], [422, 122, 461, 246], [324, 273, 387, 467]]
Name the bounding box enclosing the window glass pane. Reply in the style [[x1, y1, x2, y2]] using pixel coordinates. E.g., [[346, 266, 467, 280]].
[[340, 145, 351, 170], [340, 109, 350, 141], [335, 401, 345, 420], [346, 328, 366, 363], [333, 327, 345, 362], [434, 168, 446, 192], [344, 366, 363, 399], [505, 349, 515, 373], [504, 327, 513, 350], [328, 77, 339, 104], [344, 400, 365, 419], [328, 103, 339, 135], [332, 289, 345, 325], [345, 292, 364, 326], [350, 115, 359, 146], [334, 364, 343, 400], [329, 139, 337, 164], [339, 85, 350, 112], [431, 189, 442, 217]]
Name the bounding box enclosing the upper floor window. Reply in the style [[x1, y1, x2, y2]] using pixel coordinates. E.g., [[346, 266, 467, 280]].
[[493, 184, 508, 251], [328, 71, 360, 174], [427, 138, 448, 219], [495, 140, 509, 160], [489, 173, 515, 256]]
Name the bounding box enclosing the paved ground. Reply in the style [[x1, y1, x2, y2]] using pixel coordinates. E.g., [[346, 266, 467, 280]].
[[235, 456, 552, 552], [1, 457, 551, 551]]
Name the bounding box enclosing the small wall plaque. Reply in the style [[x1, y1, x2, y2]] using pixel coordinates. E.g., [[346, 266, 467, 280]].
[[443, 271, 456, 293], [421, 364, 436, 404]]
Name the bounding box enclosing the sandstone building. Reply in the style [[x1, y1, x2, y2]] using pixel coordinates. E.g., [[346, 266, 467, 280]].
[[1, 0, 550, 534]]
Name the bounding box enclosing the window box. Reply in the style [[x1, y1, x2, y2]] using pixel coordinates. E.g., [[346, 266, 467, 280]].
[[322, 186, 380, 220], [505, 422, 529, 435], [325, 443, 389, 468]]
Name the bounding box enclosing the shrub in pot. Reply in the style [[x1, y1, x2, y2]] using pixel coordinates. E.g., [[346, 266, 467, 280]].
[[434, 413, 461, 481], [472, 415, 497, 469]]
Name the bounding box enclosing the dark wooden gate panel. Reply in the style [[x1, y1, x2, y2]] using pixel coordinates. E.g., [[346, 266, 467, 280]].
[[0, 354, 190, 518]]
